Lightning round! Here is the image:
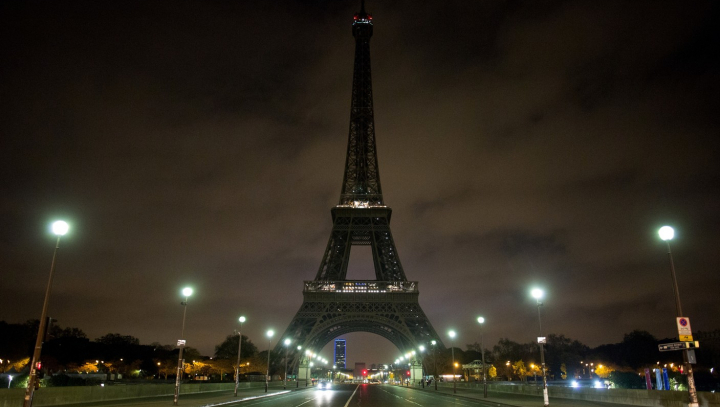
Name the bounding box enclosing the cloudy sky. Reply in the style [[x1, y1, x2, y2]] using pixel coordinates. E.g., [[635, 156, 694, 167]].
[[2, 0, 719, 366]]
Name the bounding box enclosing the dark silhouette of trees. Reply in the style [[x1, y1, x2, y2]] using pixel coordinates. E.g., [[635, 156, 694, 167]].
[[213, 333, 258, 360]]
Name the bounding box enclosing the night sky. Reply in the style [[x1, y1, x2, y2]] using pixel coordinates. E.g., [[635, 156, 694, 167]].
[[2, 1, 719, 367]]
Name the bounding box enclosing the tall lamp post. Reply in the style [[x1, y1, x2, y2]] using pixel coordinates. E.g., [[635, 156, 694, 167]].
[[174, 287, 193, 406], [24, 220, 69, 407], [659, 226, 699, 407], [296, 346, 302, 388], [234, 316, 246, 397], [431, 340, 438, 390], [477, 317, 487, 398], [265, 330, 274, 393], [448, 330, 457, 394], [531, 288, 549, 407], [283, 339, 291, 389]]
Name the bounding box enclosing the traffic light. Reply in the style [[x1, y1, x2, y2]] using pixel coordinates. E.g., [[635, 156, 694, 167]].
[[36, 362, 42, 370], [406, 371, 410, 376], [362, 369, 368, 376]]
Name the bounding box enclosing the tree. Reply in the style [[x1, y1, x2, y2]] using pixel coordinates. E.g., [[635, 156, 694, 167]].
[[595, 364, 614, 378], [95, 333, 140, 347], [512, 360, 527, 381], [608, 371, 645, 389], [544, 334, 588, 380], [487, 366, 497, 379], [214, 334, 258, 361]]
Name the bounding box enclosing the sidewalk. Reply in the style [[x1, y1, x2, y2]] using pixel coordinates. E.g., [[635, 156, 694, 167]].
[[47, 385, 309, 407], [404, 384, 642, 407]]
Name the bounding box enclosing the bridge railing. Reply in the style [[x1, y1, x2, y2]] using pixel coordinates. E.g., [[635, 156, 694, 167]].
[[303, 281, 418, 293]]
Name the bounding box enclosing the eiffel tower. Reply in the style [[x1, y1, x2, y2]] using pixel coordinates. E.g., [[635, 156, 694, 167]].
[[277, 2, 443, 374]]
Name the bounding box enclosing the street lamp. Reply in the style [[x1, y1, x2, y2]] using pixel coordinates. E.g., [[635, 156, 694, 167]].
[[23, 220, 69, 407], [659, 226, 699, 407], [431, 340, 438, 390], [234, 316, 246, 397], [296, 346, 302, 388], [531, 288, 549, 407], [265, 330, 274, 393], [174, 287, 193, 406], [283, 339, 291, 389], [477, 316, 487, 398], [448, 330, 457, 394], [309, 362, 314, 386]]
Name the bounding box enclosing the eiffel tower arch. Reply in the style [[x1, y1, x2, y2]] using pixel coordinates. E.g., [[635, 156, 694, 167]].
[[276, 2, 444, 376]]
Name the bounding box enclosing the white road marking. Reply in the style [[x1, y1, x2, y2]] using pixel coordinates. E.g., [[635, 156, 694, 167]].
[[343, 384, 360, 407]]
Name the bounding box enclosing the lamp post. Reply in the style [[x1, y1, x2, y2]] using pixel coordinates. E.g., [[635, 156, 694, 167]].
[[234, 316, 246, 397], [23, 220, 69, 407], [309, 362, 314, 386], [283, 339, 291, 389], [477, 317, 487, 398], [296, 346, 302, 388], [173, 287, 193, 406], [265, 330, 274, 393], [448, 330, 457, 394], [418, 346, 426, 388], [659, 226, 699, 407], [431, 340, 438, 390], [531, 288, 549, 407]]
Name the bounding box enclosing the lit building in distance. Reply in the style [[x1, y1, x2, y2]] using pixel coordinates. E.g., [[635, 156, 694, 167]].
[[334, 339, 346, 369]]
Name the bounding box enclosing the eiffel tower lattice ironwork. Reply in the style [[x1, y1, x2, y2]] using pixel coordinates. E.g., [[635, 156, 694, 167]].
[[277, 2, 444, 373]]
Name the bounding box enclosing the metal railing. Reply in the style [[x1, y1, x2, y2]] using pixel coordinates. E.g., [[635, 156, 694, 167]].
[[304, 281, 418, 293]]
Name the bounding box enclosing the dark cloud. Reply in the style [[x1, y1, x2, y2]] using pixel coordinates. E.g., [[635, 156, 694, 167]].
[[1, 0, 719, 366]]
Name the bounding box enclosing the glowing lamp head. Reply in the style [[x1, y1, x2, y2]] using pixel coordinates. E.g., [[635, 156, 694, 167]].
[[239, 316, 246, 323], [266, 330, 274, 338], [477, 317, 485, 324], [284, 338, 291, 346], [448, 330, 456, 339], [431, 340, 437, 345], [297, 345, 302, 350], [52, 220, 69, 236], [182, 287, 193, 297], [531, 288, 544, 300], [419, 345, 425, 352], [659, 226, 675, 241]]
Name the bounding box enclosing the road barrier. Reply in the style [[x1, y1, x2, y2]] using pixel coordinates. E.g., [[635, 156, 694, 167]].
[[0, 382, 288, 407], [433, 382, 720, 407]]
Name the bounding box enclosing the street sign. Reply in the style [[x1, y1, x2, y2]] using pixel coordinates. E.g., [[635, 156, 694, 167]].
[[687, 350, 697, 364], [658, 341, 700, 352], [677, 317, 693, 341], [177, 339, 186, 347], [537, 337, 546, 344]]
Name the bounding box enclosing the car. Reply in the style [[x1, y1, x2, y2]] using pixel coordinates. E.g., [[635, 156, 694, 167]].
[[317, 381, 332, 390]]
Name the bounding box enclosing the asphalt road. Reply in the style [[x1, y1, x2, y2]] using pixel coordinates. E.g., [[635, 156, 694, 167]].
[[224, 384, 507, 407]]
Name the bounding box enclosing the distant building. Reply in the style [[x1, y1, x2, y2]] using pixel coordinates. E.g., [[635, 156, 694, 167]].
[[334, 339, 347, 369], [354, 362, 366, 380]]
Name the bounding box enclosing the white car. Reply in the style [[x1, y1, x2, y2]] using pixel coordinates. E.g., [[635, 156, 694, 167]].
[[317, 381, 332, 390]]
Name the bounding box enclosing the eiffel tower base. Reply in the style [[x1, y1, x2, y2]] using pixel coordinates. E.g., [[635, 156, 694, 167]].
[[297, 358, 310, 386], [278, 281, 443, 371], [410, 360, 423, 385]]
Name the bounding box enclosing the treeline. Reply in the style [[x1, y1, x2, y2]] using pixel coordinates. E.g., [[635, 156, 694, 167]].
[[1, 320, 718, 390], [0, 320, 278, 388], [442, 330, 719, 390]]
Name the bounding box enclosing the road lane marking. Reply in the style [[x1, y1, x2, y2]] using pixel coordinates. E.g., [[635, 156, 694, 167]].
[[200, 390, 292, 407], [343, 384, 360, 407], [379, 388, 423, 406]]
